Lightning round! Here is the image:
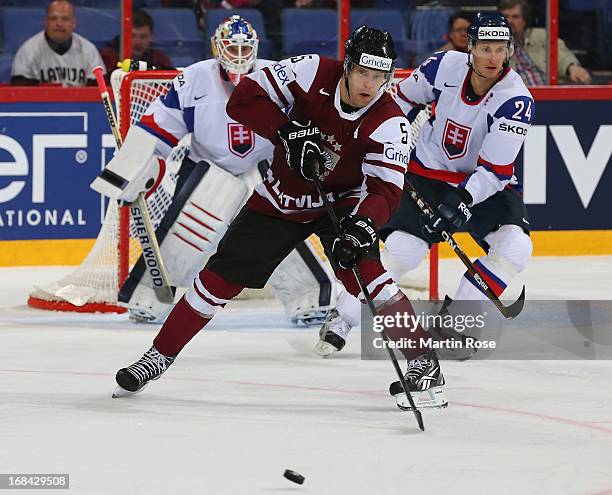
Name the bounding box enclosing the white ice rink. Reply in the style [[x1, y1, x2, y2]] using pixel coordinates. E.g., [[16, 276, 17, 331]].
[[1, 257, 612, 495]]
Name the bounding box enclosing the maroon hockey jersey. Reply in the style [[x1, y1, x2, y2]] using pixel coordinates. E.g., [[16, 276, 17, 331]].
[[227, 55, 411, 227]]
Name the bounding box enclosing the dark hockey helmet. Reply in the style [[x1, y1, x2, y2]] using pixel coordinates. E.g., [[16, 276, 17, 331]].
[[467, 12, 514, 63], [344, 25, 397, 87]]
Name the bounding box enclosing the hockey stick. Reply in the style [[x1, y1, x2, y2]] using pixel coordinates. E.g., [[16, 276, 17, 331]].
[[92, 66, 174, 304], [404, 179, 525, 319], [311, 172, 425, 431]]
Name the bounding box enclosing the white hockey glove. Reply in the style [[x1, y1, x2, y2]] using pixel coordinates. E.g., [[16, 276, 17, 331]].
[[91, 126, 163, 203]]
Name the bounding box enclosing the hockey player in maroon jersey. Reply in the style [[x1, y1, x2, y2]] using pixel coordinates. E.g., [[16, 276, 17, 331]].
[[110, 26, 448, 410]]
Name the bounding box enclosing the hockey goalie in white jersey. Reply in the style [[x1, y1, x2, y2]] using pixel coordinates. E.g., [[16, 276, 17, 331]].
[[316, 13, 535, 369], [92, 15, 337, 325]]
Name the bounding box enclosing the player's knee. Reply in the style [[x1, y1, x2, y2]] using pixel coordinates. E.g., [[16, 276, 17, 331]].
[[185, 268, 243, 316], [486, 225, 532, 273], [382, 230, 428, 279]]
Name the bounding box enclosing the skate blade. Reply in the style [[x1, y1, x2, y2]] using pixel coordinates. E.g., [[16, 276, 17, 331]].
[[112, 384, 147, 398], [314, 340, 338, 358], [395, 386, 448, 411]]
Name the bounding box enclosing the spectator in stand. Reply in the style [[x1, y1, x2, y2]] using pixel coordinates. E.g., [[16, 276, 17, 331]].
[[11, 0, 104, 86], [498, 0, 591, 85], [100, 9, 173, 74], [437, 11, 472, 53]]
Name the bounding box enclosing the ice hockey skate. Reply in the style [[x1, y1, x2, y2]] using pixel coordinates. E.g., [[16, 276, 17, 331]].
[[113, 345, 176, 398], [314, 309, 352, 357], [389, 349, 448, 410]]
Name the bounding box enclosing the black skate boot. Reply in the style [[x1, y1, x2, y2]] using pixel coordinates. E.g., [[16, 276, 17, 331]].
[[113, 345, 176, 398], [314, 309, 351, 357], [389, 349, 448, 410]]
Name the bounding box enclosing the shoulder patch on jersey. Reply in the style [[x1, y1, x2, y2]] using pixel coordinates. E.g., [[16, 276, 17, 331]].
[[494, 95, 535, 124], [419, 51, 447, 86]]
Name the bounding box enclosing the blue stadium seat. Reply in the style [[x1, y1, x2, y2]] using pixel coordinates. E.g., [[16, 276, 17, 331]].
[[145, 8, 202, 43], [0, 53, 13, 83], [1, 8, 46, 53], [292, 40, 337, 59], [564, 0, 603, 10], [372, 0, 413, 9], [408, 7, 456, 65], [350, 9, 406, 41], [281, 9, 337, 58], [75, 8, 120, 46], [350, 9, 407, 66]]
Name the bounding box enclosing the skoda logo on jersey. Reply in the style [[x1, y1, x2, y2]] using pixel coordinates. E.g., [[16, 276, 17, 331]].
[[443, 119, 471, 160], [359, 53, 392, 71], [478, 27, 510, 40], [228, 123, 255, 158]]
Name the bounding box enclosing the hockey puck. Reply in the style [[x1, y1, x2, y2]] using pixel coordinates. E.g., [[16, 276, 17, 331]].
[[283, 469, 305, 485]]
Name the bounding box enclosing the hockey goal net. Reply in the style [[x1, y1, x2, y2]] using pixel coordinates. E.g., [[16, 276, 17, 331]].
[[27, 68, 438, 313]]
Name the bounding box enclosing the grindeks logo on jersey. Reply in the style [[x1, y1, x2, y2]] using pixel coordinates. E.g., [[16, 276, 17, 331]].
[[359, 53, 392, 71], [383, 144, 410, 167]]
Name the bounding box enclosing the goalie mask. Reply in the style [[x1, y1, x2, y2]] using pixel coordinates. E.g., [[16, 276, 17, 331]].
[[211, 15, 258, 76], [467, 12, 514, 68], [343, 25, 397, 90]]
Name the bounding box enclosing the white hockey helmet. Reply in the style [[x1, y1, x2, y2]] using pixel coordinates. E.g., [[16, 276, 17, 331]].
[[211, 15, 259, 75]]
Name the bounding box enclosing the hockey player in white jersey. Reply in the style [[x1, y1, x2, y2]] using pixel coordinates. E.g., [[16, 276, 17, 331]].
[[317, 13, 535, 393], [94, 15, 336, 325]]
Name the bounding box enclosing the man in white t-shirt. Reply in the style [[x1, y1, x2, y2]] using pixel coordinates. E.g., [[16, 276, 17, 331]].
[[11, 0, 105, 87]]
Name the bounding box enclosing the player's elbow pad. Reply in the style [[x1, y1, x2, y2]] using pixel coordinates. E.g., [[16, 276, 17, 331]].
[[91, 125, 162, 203]]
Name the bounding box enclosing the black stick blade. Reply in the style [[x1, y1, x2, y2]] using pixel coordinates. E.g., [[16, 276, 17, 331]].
[[500, 285, 526, 319]]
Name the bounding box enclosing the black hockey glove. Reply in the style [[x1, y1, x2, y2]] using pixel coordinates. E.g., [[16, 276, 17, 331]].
[[332, 214, 378, 269], [277, 120, 328, 182], [422, 187, 473, 243]]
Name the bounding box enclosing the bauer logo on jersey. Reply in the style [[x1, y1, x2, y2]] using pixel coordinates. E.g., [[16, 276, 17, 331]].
[[227, 123, 255, 157], [443, 119, 471, 159], [359, 53, 392, 71]]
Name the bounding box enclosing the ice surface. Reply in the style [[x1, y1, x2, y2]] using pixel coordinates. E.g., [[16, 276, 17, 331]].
[[1, 258, 611, 494]]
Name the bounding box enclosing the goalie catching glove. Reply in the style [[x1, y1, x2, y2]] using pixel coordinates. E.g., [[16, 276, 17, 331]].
[[277, 120, 329, 182], [332, 214, 378, 269], [422, 187, 473, 243]]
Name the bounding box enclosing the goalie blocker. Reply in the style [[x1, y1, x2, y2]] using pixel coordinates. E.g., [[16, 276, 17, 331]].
[[120, 158, 337, 325]]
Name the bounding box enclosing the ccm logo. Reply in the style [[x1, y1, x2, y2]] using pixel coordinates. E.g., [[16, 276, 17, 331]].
[[288, 127, 319, 139], [500, 122, 528, 135]]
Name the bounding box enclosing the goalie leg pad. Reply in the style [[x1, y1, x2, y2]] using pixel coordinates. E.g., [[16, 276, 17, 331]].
[[91, 125, 162, 203], [268, 238, 337, 326], [121, 160, 250, 317]]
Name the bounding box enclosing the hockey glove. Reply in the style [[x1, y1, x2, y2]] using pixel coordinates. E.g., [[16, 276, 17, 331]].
[[422, 187, 473, 243], [332, 214, 378, 269], [277, 120, 329, 182]]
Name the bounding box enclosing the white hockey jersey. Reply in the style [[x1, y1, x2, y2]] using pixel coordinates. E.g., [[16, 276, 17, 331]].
[[138, 58, 276, 176], [395, 50, 534, 205]]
